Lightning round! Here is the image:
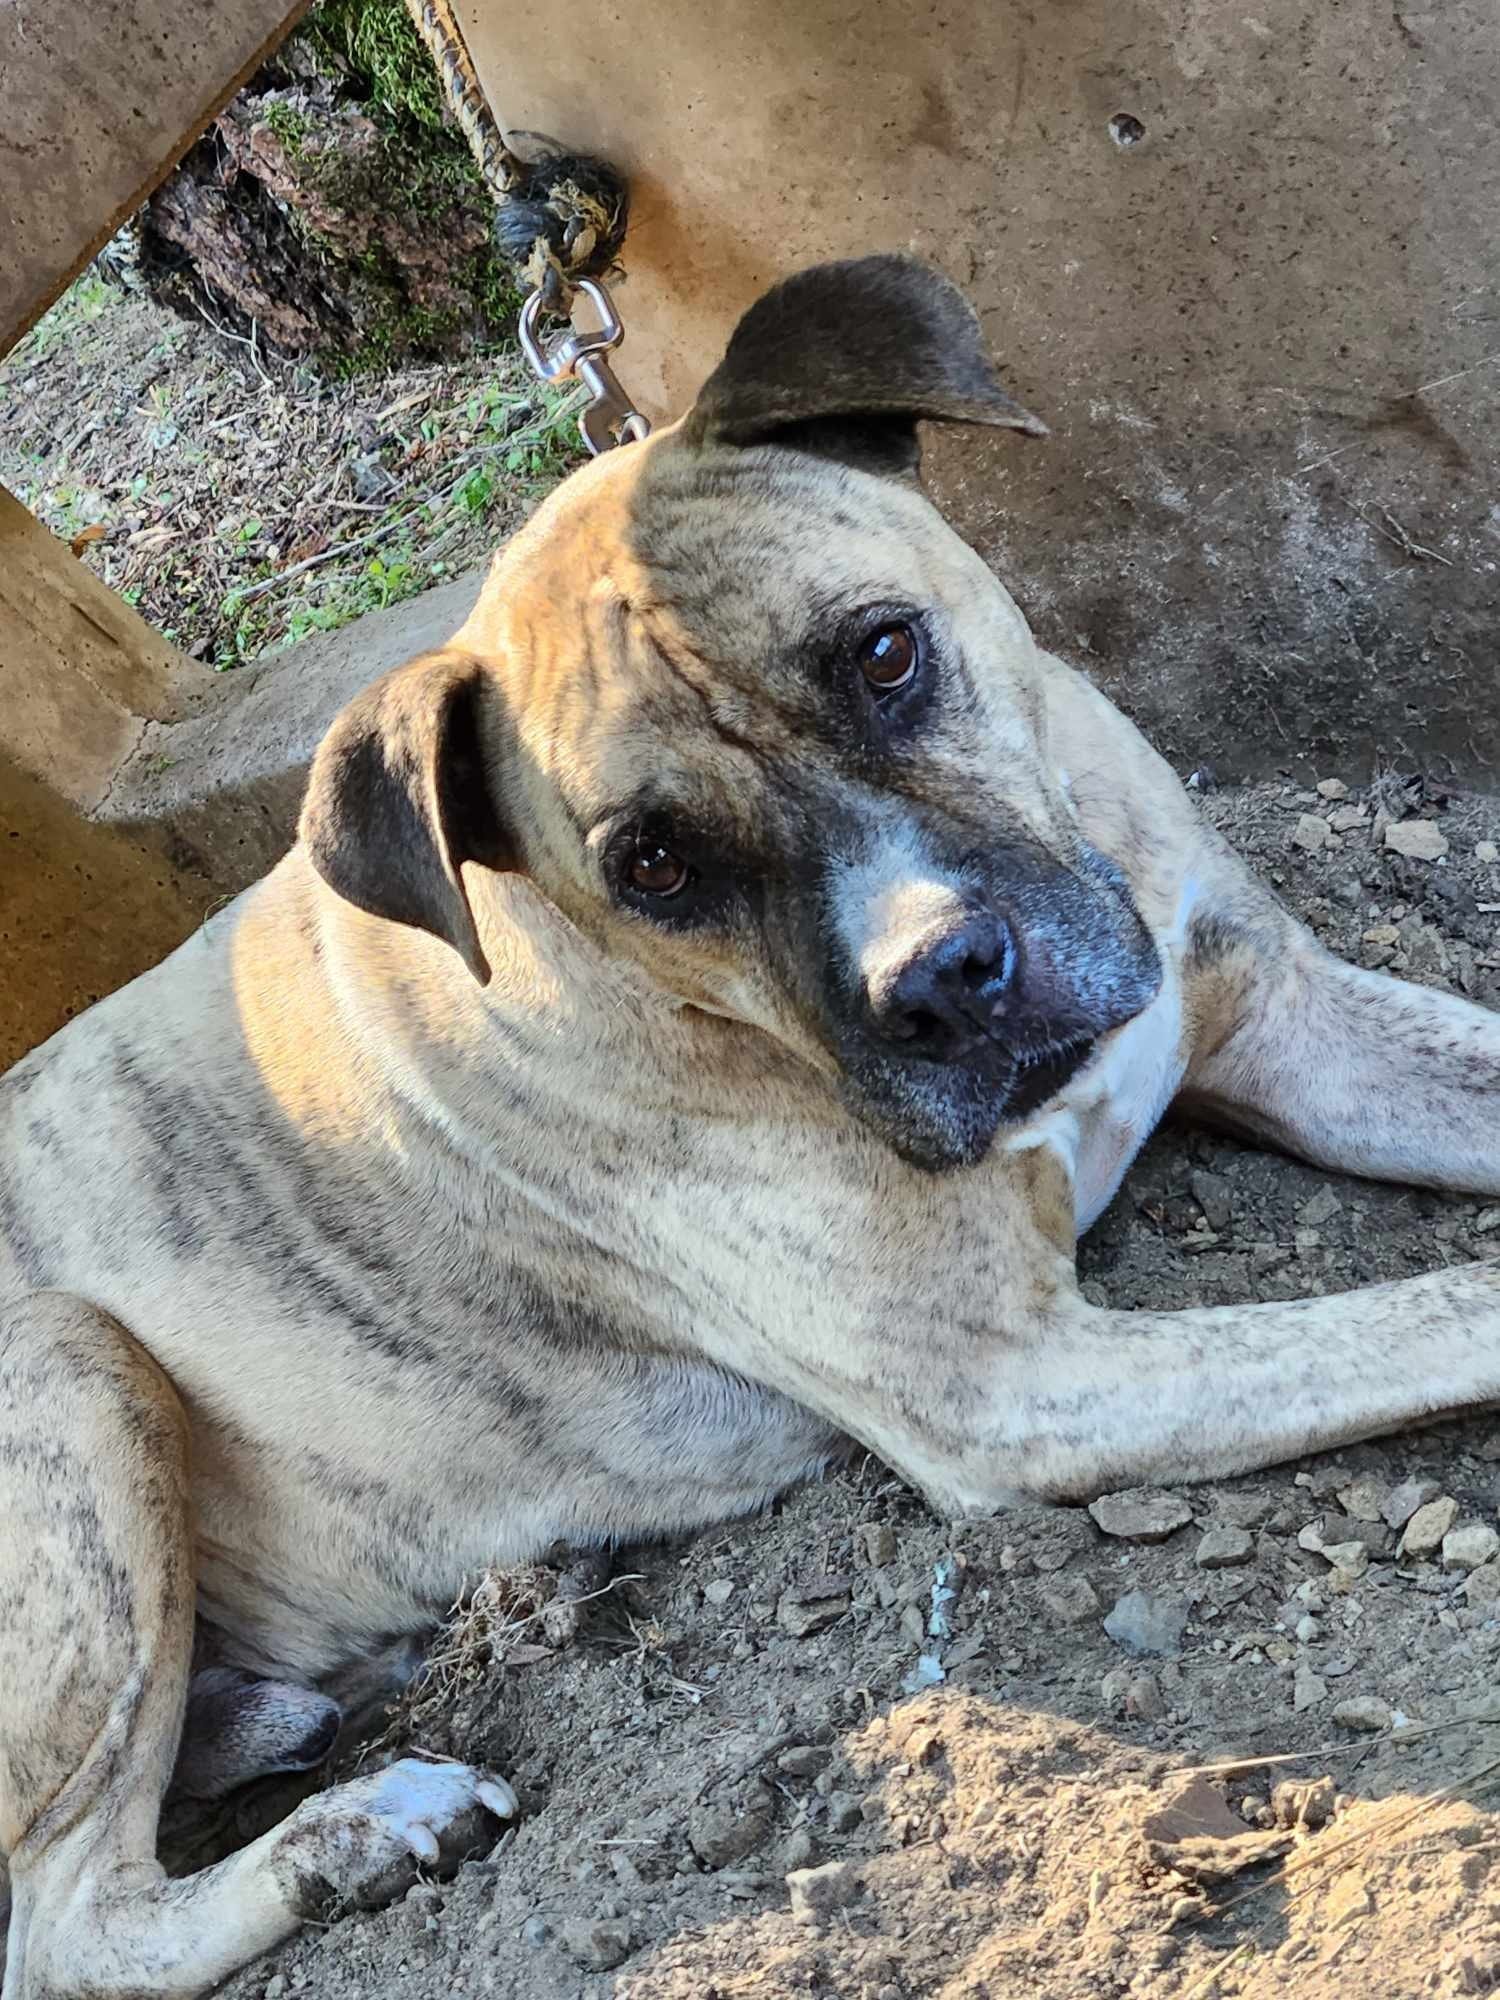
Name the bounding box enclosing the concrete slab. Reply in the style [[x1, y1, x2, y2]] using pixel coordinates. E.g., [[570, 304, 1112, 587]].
[[465, 0, 1500, 785], [0, 753, 213, 1071], [0, 0, 311, 355], [106, 570, 485, 896]]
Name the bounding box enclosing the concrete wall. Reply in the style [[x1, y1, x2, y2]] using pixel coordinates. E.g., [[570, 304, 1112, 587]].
[[0, 0, 310, 354], [465, 0, 1500, 784]]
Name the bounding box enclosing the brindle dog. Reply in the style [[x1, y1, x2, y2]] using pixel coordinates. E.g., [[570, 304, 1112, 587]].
[[3, 257, 1499, 1997]]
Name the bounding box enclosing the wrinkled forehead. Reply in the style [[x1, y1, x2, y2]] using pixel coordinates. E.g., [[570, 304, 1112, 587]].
[[470, 431, 1022, 842]]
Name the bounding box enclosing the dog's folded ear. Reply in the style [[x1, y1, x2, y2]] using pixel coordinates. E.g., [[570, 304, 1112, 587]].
[[683, 254, 1045, 477], [299, 650, 513, 983]]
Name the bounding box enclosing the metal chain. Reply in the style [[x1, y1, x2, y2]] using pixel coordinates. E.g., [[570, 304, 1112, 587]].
[[400, 0, 648, 454]]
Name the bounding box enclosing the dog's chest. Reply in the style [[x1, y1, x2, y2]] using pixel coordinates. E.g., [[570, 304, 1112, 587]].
[[1004, 961, 1189, 1237]]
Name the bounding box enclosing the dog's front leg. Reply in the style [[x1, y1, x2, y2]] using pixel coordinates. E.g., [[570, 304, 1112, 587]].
[[1181, 913, 1500, 1197], [918, 1257, 1500, 1509]]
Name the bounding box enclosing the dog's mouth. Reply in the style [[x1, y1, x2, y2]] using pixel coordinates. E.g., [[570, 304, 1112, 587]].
[[1002, 1033, 1096, 1120]]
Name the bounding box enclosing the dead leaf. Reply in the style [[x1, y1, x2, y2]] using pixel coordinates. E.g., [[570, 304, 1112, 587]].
[[70, 523, 107, 554]]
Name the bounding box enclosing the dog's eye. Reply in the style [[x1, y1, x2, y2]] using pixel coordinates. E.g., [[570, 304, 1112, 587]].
[[858, 622, 919, 696], [627, 841, 691, 898]]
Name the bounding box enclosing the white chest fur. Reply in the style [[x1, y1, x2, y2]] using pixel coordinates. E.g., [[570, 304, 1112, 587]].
[[1003, 880, 1198, 1237]]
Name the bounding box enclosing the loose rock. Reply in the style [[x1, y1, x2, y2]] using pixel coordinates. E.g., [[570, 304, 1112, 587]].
[[1293, 1665, 1327, 1711], [1332, 1696, 1392, 1733], [704, 1577, 735, 1606], [1384, 820, 1449, 861], [1292, 813, 1331, 852], [1103, 1590, 1190, 1658], [1401, 1495, 1459, 1558], [688, 1783, 774, 1869], [1442, 1522, 1500, 1572], [1316, 778, 1349, 800], [857, 1523, 897, 1567], [1336, 1474, 1387, 1523], [777, 1745, 832, 1779], [1088, 1488, 1194, 1544], [787, 1859, 864, 1925], [561, 1917, 634, 1970], [1476, 840, 1498, 865], [1189, 1169, 1234, 1232], [1273, 1776, 1337, 1829], [1195, 1526, 1255, 1570], [1041, 1573, 1103, 1624], [1462, 1562, 1500, 1609], [778, 1580, 850, 1638], [1382, 1477, 1442, 1531]]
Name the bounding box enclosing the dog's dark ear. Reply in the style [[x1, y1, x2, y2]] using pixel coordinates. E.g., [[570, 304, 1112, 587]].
[[684, 254, 1045, 477], [299, 650, 513, 983]]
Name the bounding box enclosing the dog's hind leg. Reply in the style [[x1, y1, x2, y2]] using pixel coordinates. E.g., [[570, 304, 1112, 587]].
[[1, 1292, 515, 2000], [1180, 915, 1500, 1196]]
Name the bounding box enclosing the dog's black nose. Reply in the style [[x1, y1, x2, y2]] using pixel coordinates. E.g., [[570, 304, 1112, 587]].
[[870, 909, 1016, 1058]]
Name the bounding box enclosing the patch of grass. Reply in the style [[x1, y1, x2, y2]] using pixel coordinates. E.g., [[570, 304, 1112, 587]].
[[10, 273, 115, 363]]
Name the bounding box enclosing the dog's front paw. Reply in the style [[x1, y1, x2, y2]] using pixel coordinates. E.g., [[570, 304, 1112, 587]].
[[275, 1754, 517, 1912]]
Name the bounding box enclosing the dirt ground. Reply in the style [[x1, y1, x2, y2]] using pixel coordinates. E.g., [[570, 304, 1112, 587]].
[[0, 281, 580, 668], [182, 774, 1500, 2000]]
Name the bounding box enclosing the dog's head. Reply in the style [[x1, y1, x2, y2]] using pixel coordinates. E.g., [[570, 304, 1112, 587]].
[[301, 256, 1161, 1170]]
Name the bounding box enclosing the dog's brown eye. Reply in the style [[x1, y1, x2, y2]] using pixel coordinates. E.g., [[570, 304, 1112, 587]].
[[628, 842, 690, 897], [858, 622, 918, 694]]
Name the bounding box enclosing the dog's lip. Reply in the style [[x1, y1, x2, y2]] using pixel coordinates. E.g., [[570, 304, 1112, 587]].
[[999, 1034, 1097, 1120]]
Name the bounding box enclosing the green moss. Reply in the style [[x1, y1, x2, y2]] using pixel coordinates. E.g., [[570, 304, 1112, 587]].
[[298, 0, 449, 132], [263, 100, 314, 154]]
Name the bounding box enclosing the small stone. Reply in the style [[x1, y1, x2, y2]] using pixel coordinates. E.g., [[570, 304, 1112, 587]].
[[1476, 1431, 1500, 1462], [779, 1827, 819, 1871], [1317, 778, 1349, 800], [1215, 1490, 1278, 1530], [264, 1981, 287, 2000], [704, 1576, 735, 1606], [1189, 1169, 1234, 1232], [1462, 1562, 1500, 1609], [1332, 1696, 1392, 1733], [1088, 1488, 1194, 1543], [1384, 820, 1449, 861], [1294, 1613, 1321, 1645], [824, 1792, 863, 1833], [1336, 1475, 1387, 1523], [1401, 1495, 1459, 1557], [777, 1582, 850, 1638], [1273, 1775, 1337, 1828], [787, 1860, 864, 1925], [1126, 1673, 1166, 1720], [688, 1783, 774, 1869], [1103, 1589, 1190, 1658], [561, 1917, 633, 1970], [1040, 1572, 1102, 1624], [1443, 1522, 1500, 1571], [777, 1745, 832, 1779], [1292, 812, 1331, 852], [856, 1523, 897, 1567], [1381, 1476, 1441, 1530], [1318, 1539, 1369, 1578], [1474, 1208, 1500, 1237], [1476, 840, 1498, 865], [1330, 804, 1370, 833], [1297, 1186, 1342, 1230], [1293, 1665, 1327, 1711], [1195, 1526, 1255, 1569], [521, 1915, 553, 1947]]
